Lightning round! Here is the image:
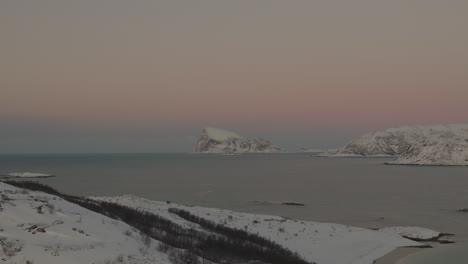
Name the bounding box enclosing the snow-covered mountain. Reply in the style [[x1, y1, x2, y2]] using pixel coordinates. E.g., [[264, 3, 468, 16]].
[[327, 123, 468, 166], [390, 136, 468, 166], [193, 127, 282, 153]]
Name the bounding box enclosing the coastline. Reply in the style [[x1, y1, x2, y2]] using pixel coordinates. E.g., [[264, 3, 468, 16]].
[[95, 194, 445, 264], [375, 247, 425, 264], [2, 180, 464, 264], [376, 235, 468, 263]]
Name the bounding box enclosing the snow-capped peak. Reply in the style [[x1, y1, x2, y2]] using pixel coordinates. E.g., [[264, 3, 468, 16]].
[[203, 127, 242, 142]]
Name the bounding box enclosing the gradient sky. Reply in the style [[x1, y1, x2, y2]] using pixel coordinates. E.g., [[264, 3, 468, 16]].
[[1, 0, 468, 153]]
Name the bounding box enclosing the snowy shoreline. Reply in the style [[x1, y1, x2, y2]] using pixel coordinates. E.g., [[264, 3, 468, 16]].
[[384, 162, 468, 167], [93, 195, 444, 264], [0, 181, 453, 264]]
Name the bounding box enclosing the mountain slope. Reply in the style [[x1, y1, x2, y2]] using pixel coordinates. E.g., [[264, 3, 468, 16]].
[[0, 182, 171, 264], [390, 137, 468, 166], [328, 123, 468, 165], [1, 181, 311, 264], [194, 127, 282, 153]]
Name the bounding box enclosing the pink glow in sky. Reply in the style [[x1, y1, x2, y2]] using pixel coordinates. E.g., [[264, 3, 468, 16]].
[[1, 0, 468, 152]]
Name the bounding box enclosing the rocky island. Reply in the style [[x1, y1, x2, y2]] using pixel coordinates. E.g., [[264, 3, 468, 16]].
[[193, 127, 282, 154]]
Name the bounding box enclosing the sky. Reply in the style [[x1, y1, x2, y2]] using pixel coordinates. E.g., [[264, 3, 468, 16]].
[[1, 0, 468, 153]]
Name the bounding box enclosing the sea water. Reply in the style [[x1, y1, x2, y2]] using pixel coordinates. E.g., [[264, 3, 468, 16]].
[[1, 153, 467, 239]]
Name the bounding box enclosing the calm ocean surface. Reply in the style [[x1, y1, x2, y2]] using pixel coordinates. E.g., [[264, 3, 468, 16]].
[[1, 153, 468, 238]]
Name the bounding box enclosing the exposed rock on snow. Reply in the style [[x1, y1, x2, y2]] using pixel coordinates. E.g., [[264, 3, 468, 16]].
[[327, 123, 468, 166], [250, 200, 306, 206], [380, 227, 439, 241], [95, 195, 427, 264], [194, 127, 282, 153], [1, 172, 54, 178], [380, 226, 456, 244]]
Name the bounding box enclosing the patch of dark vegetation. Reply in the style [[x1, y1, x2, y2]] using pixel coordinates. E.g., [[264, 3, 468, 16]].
[[403, 245, 433, 249], [456, 208, 468, 213], [2, 180, 312, 264], [281, 202, 305, 206], [3, 181, 61, 196], [438, 238, 456, 244], [168, 208, 311, 264]]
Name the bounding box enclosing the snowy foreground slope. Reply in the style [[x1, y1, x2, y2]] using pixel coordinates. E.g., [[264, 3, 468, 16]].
[[0, 182, 171, 264], [95, 195, 425, 264], [2, 181, 443, 264], [194, 127, 282, 153], [327, 123, 468, 166]]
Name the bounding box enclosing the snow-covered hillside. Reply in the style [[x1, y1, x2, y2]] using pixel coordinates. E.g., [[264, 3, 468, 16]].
[[389, 137, 468, 166], [0, 182, 171, 264], [2, 181, 449, 264], [95, 195, 428, 264], [327, 124, 468, 166], [193, 127, 282, 153]]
